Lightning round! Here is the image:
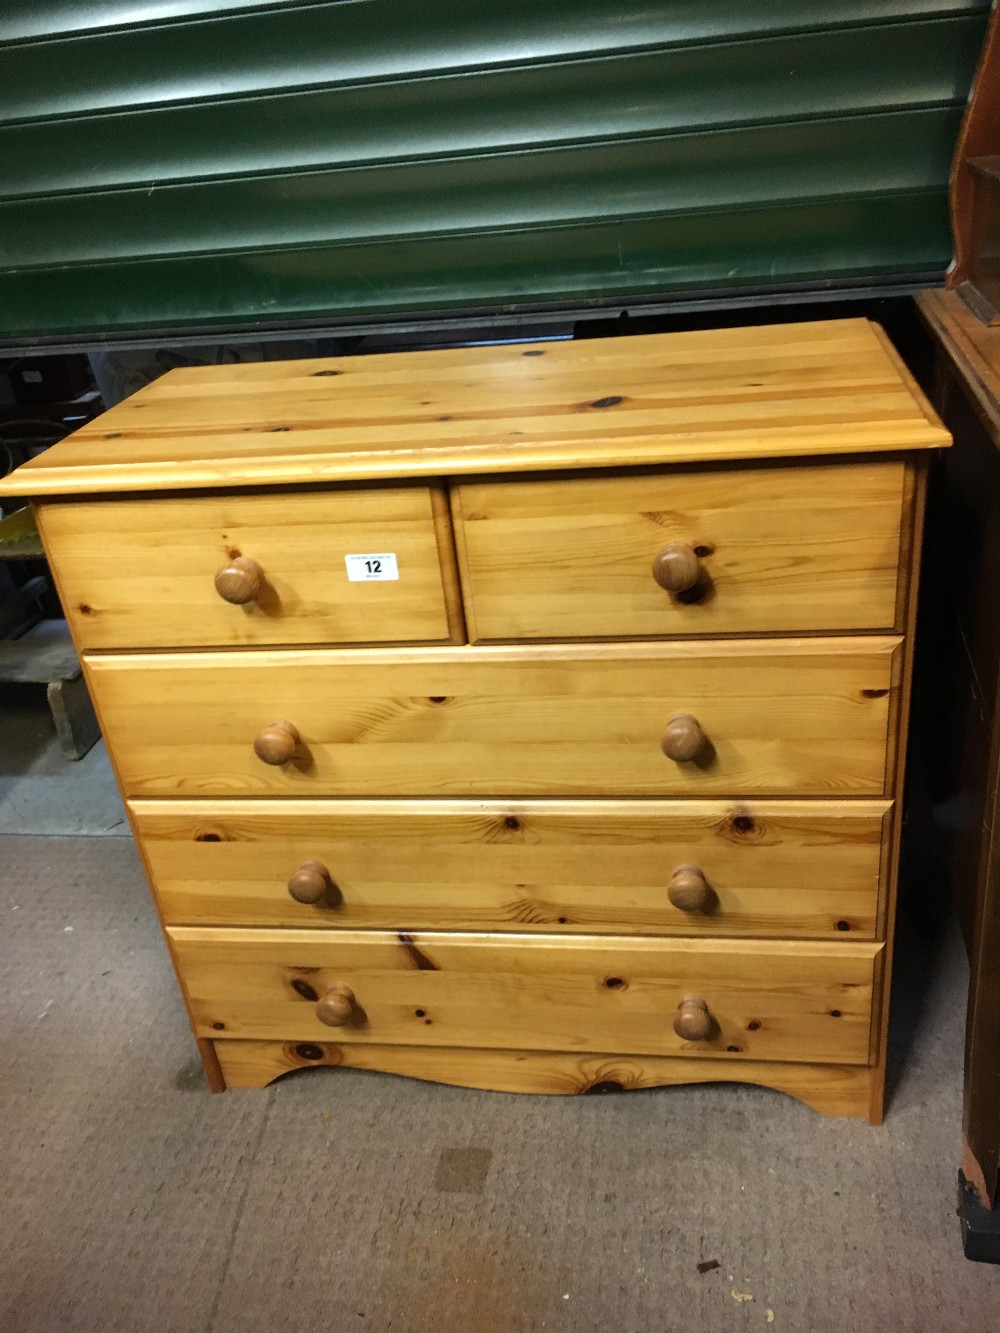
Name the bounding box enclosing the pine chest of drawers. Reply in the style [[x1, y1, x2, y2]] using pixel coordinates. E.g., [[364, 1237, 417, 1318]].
[[5, 320, 947, 1121]]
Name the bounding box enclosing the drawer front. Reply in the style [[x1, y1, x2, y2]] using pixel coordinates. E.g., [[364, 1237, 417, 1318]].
[[90, 639, 899, 798], [170, 927, 882, 1065], [38, 486, 457, 650], [136, 798, 888, 938], [452, 460, 907, 641]]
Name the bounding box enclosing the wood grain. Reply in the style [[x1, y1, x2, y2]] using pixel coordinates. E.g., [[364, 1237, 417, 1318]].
[[132, 797, 890, 938], [429, 484, 467, 643], [918, 288, 1000, 1194], [8, 317, 942, 1113], [170, 927, 881, 1064], [212, 1039, 875, 1117], [2, 321, 947, 498], [867, 461, 927, 1123], [36, 485, 458, 650], [33, 530, 231, 1097], [453, 459, 907, 640], [196, 1037, 226, 1094], [87, 638, 901, 798], [917, 289, 1000, 444], [948, 4, 1000, 291]]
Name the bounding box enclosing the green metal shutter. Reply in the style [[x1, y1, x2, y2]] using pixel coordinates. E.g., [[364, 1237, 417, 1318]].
[[0, 0, 989, 344]]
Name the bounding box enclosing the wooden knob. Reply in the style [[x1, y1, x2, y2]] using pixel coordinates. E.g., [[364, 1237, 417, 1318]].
[[288, 861, 335, 907], [652, 542, 700, 594], [316, 985, 355, 1027], [673, 995, 713, 1042], [668, 865, 712, 913], [253, 720, 299, 766], [214, 555, 263, 604], [661, 714, 706, 763]]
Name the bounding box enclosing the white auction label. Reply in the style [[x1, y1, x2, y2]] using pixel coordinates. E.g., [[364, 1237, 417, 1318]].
[[345, 552, 399, 582]]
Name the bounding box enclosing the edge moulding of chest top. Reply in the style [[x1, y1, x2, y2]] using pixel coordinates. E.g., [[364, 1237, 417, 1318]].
[[0, 320, 949, 499]]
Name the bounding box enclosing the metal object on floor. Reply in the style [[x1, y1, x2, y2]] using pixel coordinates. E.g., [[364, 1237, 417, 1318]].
[[0, 618, 99, 760], [959, 1173, 1000, 1263]]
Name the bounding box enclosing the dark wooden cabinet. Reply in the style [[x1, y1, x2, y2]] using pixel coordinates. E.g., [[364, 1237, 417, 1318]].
[[916, 289, 1000, 1257]]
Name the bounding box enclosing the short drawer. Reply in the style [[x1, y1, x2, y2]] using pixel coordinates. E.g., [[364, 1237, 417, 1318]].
[[452, 460, 908, 641], [170, 927, 882, 1065], [38, 485, 458, 649], [136, 798, 889, 938], [89, 638, 899, 798]]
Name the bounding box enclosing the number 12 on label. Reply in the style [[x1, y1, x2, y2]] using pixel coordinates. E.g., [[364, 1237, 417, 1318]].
[[345, 552, 399, 582]]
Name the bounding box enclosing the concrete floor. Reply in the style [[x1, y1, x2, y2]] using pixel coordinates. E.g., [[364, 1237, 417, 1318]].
[[2, 694, 1000, 1331], [0, 688, 126, 836]]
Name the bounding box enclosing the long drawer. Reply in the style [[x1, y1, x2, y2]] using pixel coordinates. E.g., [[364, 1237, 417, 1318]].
[[88, 639, 900, 798], [452, 459, 908, 641], [38, 484, 458, 650], [136, 798, 889, 938], [170, 928, 882, 1065]]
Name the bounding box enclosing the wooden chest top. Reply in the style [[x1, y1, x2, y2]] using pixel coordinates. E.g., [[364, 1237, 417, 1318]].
[[3, 319, 945, 497]]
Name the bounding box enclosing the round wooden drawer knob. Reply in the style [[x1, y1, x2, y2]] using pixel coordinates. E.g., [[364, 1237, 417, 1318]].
[[668, 865, 712, 913], [214, 555, 263, 604], [253, 719, 299, 766], [661, 714, 706, 763], [673, 995, 713, 1042], [652, 542, 700, 594], [316, 985, 355, 1028], [288, 861, 336, 907]]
